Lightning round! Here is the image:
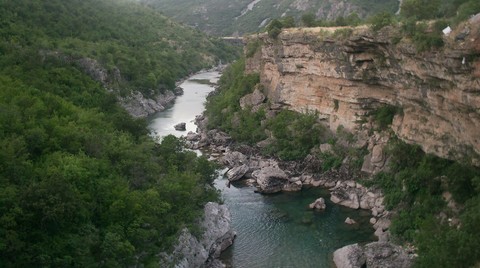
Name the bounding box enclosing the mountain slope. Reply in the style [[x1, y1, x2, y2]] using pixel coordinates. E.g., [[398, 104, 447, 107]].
[[141, 0, 399, 35], [0, 0, 238, 96], [0, 0, 231, 266]]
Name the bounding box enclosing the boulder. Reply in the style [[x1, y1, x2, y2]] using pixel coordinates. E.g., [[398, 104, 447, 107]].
[[174, 122, 187, 131], [330, 188, 360, 209], [226, 165, 250, 182], [333, 243, 366, 268], [252, 166, 288, 194], [239, 88, 265, 109], [345, 217, 357, 225], [360, 192, 377, 210], [374, 228, 390, 242], [186, 131, 200, 141], [333, 242, 413, 268], [220, 151, 248, 168], [174, 86, 184, 96], [207, 130, 232, 145], [309, 197, 326, 210], [283, 181, 302, 191], [373, 217, 391, 231], [364, 242, 413, 268]]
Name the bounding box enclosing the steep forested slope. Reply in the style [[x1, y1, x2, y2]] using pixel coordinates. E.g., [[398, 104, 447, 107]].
[[0, 0, 237, 96], [141, 0, 399, 35], [0, 0, 228, 266]]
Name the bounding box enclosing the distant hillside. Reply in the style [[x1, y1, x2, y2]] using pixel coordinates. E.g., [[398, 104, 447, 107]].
[[141, 0, 399, 35], [0, 0, 238, 96]]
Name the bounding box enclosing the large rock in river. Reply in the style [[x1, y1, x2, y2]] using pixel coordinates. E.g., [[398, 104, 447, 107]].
[[226, 164, 250, 182], [174, 122, 187, 131], [252, 166, 288, 193]]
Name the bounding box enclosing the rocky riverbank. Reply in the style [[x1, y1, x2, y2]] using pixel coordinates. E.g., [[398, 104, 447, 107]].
[[184, 111, 415, 267], [159, 202, 236, 268]]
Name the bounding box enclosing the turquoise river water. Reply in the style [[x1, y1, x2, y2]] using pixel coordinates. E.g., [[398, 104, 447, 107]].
[[149, 71, 374, 268]]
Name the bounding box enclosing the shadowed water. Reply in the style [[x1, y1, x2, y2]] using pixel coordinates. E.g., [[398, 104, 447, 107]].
[[148, 71, 375, 268]]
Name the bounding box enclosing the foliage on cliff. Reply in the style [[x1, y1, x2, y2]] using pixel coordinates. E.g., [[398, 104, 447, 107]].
[[0, 0, 238, 97], [205, 59, 327, 161], [0, 0, 223, 266], [367, 138, 480, 267]]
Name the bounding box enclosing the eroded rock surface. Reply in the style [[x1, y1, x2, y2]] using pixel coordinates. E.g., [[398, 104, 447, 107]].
[[245, 22, 480, 165], [159, 202, 235, 268], [333, 242, 414, 268]]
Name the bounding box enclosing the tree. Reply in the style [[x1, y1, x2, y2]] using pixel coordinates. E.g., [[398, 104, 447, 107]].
[[301, 13, 316, 27]]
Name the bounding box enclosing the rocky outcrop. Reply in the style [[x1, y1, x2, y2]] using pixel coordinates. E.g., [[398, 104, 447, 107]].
[[245, 18, 480, 165], [120, 90, 176, 118], [226, 164, 250, 181], [239, 87, 265, 111], [334, 242, 414, 268], [39, 51, 178, 118], [159, 202, 235, 268], [252, 166, 289, 193]]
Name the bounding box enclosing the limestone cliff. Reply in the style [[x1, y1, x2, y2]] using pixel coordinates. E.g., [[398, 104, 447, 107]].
[[245, 17, 480, 165]]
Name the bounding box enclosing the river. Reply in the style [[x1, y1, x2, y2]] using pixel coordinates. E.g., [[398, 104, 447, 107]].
[[148, 71, 374, 268]]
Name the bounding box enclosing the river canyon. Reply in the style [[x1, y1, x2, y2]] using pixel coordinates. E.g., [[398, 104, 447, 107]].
[[148, 71, 376, 267]]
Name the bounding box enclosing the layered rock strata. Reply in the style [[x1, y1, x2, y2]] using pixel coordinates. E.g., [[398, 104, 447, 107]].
[[245, 18, 480, 165]]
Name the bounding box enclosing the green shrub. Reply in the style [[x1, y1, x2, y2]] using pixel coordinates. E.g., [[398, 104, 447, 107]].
[[245, 39, 263, 58], [371, 105, 400, 130], [265, 110, 325, 161], [369, 12, 395, 31], [367, 137, 480, 267]]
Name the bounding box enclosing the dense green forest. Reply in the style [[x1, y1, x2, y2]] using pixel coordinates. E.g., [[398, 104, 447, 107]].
[[0, 0, 232, 266], [0, 0, 238, 96]]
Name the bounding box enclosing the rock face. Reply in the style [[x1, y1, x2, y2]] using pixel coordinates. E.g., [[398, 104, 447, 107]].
[[160, 202, 235, 268], [245, 21, 480, 165], [333, 242, 414, 268], [120, 90, 176, 118]]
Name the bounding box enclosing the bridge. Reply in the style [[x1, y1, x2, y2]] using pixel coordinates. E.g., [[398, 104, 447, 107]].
[[221, 36, 244, 46]]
